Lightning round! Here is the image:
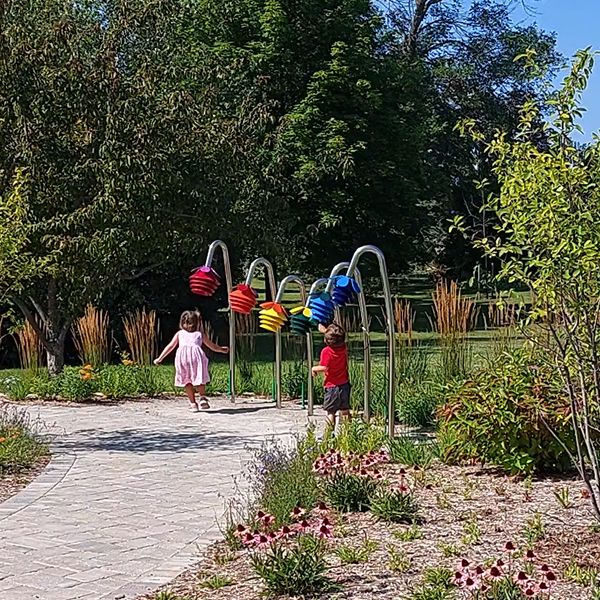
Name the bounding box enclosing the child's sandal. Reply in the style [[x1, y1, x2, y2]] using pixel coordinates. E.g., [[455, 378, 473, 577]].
[[199, 398, 210, 410], [189, 402, 199, 413]]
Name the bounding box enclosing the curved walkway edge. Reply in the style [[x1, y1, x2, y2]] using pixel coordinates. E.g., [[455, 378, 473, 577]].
[[0, 398, 314, 600]]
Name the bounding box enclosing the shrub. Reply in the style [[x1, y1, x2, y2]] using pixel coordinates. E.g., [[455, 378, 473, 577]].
[[388, 435, 438, 468], [322, 471, 378, 513], [250, 534, 335, 597], [371, 486, 420, 524], [0, 404, 48, 475], [246, 431, 320, 526], [438, 348, 575, 475], [397, 381, 440, 428]]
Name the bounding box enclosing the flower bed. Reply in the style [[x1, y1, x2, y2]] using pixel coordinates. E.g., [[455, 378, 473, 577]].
[[140, 433, 598, 600]]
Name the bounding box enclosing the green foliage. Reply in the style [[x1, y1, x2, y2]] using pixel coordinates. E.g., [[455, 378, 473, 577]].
[[370, 487, 420, 524], [423, 567, 454, 589], [321, 471, 378, 513], [397, 381, 440, 428], [0, 405, 48, 475], [246, 431, 320, 527], [387, 545, 411, 573], [199, 575, 233, 590], [456, 48, 600, 515], [335, 537, 377, 565], [322, 418, 387, 455], [438, 348, 575, 475], [387, 435, 438, 468], [393, 524, 423, 542], [250, 534, 336, 597]]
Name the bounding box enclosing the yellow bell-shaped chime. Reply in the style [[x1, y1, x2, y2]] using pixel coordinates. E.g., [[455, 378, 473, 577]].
[[258, 302, 288, 332]]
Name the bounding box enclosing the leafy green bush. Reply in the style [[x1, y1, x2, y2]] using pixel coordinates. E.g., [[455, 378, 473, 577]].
[[0, 405, 48, 475], [438, 349, 575, 475], [322, 471, 378, 513], [251, 534, 335, 597], [370, 487, 420, 523]]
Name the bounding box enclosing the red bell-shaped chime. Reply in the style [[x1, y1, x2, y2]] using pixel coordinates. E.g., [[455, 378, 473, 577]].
[[229, 284, 258, 314], [189, 266, 221, 297]]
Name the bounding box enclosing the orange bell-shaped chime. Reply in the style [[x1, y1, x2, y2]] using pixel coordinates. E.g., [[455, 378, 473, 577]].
[[229, 284, 258, 314], [258, 302, 288, 332]]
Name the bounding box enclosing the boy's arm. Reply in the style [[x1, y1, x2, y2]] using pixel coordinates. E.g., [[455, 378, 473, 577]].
[[154, 332, 179, 364], [312, 347, 329, 377]]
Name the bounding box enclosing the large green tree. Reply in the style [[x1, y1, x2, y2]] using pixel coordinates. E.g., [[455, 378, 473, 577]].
[[0, 0, 252, 372]]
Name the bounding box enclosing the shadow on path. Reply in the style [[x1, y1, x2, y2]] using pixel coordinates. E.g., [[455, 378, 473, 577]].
[[51, 428, 275, 453]]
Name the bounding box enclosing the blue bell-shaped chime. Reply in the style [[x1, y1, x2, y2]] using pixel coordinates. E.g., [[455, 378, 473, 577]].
[[331, 275, 361, 307], [307, 291, 335, 325], [290, 306, 313, 336]]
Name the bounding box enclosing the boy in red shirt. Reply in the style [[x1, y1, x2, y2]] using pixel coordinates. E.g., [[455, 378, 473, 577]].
[[312, 323, 350, 430]]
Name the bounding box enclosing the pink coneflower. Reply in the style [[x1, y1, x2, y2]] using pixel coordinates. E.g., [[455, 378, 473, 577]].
[[465, 577, 477, 590], [524, 587, 536, 597], [539, 581, 550, 592], [454, 571, 463, 583], [489, 566, 503, 580], [234, 524, 247, 537], [316, 501, 329, 515], [256, 510, 266, 520], [255, 534, 271, 549], [399, 468, 406, 475], [516, 571, 529, 584], [298, 519, 311, 532], [475, 565, 485, 577], [317, 522, 334, 539], [278, 525, 292, 539], [526, 550, 536, 561], [290, 506, 305, 520], [261, 513, 275, 527], [496, 559, 505, 568], [480, 583, 490, 593], [504, 541, 517, 553], [242, 531, 255, 546], [539, 564, 550, 574], [544, 571, 557, 582], [461, 559, 470, 569]]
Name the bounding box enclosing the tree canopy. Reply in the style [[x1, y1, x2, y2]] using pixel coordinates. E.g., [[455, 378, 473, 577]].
[[0, 0, 561, 369]]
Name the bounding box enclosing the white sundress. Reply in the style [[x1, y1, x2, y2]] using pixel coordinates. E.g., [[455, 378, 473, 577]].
[[174, 330, 210, 387]]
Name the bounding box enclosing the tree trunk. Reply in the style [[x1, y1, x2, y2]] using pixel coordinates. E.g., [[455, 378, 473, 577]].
[[46, 340, 65, 376]]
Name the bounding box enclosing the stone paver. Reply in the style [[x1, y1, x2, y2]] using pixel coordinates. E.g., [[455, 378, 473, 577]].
[[0, 397, 315, 599]]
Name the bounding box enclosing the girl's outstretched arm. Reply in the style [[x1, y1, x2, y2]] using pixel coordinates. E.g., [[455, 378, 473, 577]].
[[203, 337, 228, 354], [154, 332, 179, 364]]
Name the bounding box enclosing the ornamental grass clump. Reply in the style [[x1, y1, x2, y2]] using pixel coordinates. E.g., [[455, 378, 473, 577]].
[[453, 544, 558, 599]]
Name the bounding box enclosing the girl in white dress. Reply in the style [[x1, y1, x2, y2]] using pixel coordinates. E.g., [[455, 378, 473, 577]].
[[154, 311, 228, 411]]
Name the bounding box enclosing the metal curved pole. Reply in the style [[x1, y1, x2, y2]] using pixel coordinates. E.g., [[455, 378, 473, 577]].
[[346, 246, 396, 438], [245, 258, 278, 403], [325, 263, 372, 422], [205, 240, 236, 403], [275, 276, 312, 410]]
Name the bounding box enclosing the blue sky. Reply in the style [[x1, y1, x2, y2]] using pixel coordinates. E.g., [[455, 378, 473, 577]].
[[512, 0, 600, 139]]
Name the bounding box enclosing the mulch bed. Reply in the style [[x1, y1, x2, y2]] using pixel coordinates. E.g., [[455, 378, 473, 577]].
[[140, 462, 599, 600], [0, 455, 51, 504]]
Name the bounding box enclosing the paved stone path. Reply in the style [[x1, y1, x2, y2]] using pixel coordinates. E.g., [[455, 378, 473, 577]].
[[0, 397, 314, 599]]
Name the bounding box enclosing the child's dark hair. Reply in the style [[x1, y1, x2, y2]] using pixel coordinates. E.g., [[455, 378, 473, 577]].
[[180, 310, 200, 332], [324, 323, 346, 347]]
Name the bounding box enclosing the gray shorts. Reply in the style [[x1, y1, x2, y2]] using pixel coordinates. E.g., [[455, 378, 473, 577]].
[[323, 383, 351, 413]]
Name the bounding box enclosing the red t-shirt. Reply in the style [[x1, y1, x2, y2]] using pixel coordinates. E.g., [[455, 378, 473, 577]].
[[319, 345, 349, 388]]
